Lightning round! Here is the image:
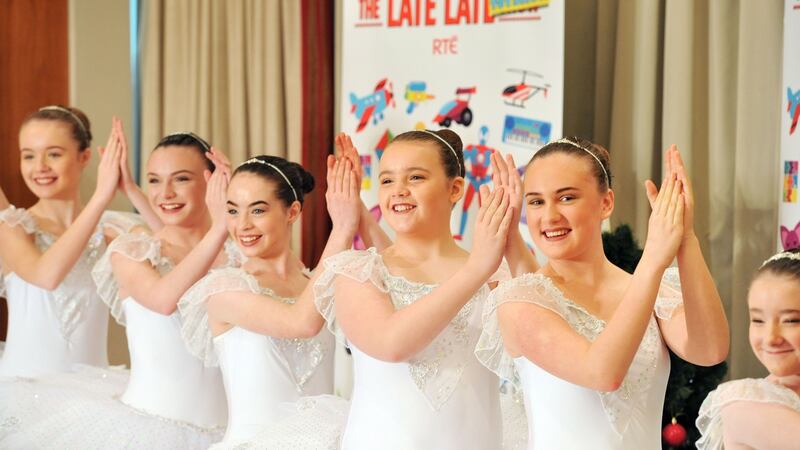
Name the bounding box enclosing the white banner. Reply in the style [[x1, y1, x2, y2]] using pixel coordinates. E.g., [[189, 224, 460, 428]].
[[778, 0, 800, 251], [340, 0, 564, 250]]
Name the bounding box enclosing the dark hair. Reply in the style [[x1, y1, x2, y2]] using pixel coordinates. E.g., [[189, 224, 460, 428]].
[[154, 132, 214, 172], [528, 136, 612, 191], [754, 248, 800, 284], [391, 129, 465, 178], [233, 155, 315, 207], [22, 105, 93, 150]]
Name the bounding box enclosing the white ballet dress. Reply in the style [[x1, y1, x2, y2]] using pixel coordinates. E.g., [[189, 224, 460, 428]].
[[0, 205, 142, 377], [0, 231, 238, 449], [312, 248, 504, 450], [476, 268, 684, 450], [696, 378, 800, 450], [178, 266, 336, 449]]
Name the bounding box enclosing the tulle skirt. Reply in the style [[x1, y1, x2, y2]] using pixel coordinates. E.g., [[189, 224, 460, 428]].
[[0, 365, 223, 450]]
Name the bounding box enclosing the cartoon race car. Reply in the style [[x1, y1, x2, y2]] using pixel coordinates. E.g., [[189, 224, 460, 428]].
[[433, 87, 476, 128]]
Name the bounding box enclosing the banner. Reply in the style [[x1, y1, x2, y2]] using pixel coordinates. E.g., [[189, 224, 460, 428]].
[[340, 0, 564, 250], [778, 0, 800, 251]]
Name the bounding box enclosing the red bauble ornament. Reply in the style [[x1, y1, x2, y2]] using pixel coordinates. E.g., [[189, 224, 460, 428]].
[[662, 417, 687, 447]]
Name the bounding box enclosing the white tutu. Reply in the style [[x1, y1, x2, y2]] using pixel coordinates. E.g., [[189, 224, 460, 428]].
[[209, 395, 348, 450], [0, 365, 223, 449]]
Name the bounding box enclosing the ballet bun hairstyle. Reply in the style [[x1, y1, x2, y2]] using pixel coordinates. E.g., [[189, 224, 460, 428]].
[[233, 155, 315, 208], [23, 105, 93, 151], [154, 132, 214, 172], [754, 248, 800, 284], [391, 129, 466, 178], [529, 136, 612, 192]]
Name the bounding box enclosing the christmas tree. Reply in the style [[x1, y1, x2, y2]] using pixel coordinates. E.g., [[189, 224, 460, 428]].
[[602, 225, 728, 449]]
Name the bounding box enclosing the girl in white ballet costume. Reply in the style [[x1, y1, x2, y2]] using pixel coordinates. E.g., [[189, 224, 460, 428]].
[[477, 139, 729, 449], [0, 108, 153, 378], [312, 129, 515, 450], [697, 249, 800, 450], [1, 133, 238, 449], [179, 148, 379, 448]]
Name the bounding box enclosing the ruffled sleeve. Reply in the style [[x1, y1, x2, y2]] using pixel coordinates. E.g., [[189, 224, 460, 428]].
[[313, 248, 387, 338], [90, 232, 163, 325], [0, 205, 37, 234], [178, 267, 260, 367], [475, 273, 572, 388], [696, 378, 800, 450], [99, 210, 147, 236], [655, 267, 683, 320]]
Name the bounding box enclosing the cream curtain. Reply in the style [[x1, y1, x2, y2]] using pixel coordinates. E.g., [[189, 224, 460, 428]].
[[566, 0, 783, 379], [140, 0, 302, 168]]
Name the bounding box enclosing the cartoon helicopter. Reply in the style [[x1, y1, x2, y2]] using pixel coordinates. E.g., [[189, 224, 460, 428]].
[[502, 69, 549, 108]]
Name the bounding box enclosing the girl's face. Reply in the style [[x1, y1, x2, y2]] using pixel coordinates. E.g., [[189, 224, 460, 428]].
[[225, 172, 299, 259], [523, 152, 613, 261], [748, 273, 800, 378], [19, 120, 90, 200], [377, 141, 463, 236], [145, 146, 209, 227]]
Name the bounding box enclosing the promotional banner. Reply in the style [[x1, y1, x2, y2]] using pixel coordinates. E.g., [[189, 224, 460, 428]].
[[340, 0, 564, 249], [778, 0, 800, 251]]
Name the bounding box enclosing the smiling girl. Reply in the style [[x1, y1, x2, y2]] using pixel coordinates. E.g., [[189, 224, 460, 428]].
[[0, 107, 151, 378], [696, 249, 800, 450], [478, 138, 729, 449]]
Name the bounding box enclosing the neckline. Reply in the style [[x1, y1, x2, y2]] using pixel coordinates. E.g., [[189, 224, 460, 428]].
[[529, 273, 608, 325], [372, 248, 444, 289]]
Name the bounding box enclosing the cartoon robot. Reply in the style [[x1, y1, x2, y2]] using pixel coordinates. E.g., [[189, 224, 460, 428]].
[[433, 87, 476, 128], [350, 78, 395, 133], [455, 126, 495, 240]]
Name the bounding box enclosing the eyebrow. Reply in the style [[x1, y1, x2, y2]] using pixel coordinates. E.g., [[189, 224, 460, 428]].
[[226, 200, 268, 208], [748, 308, 800, 313], [146, 170, 196, 177], [20, 146, 66, 152], [525, 186, 579, 197], [378, 167, 433, 177]]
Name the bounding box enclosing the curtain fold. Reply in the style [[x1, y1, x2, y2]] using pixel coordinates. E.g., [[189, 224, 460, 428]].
[[566, 0, 783, 378]]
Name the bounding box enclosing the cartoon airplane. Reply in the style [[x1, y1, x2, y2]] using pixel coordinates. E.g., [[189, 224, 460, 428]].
[[350, 78, 395, 133], [789, 87, 800, 135], [405, 81, 435, 114], [502, 69, 549, 108]]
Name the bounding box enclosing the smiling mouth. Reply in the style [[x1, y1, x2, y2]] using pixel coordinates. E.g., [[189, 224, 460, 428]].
[[238, 235, 262, 247], [391, 204, 416, 213], [542, 228, 571, 239], [159, 203, 185, 213], [33, 176, 57, 186]]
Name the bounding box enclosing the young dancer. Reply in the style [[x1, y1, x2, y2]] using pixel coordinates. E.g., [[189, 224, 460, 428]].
[[0, 107, 150, 377], [697, 249, 800, 450], [478, 139, 729, 449], [313, 129, 514, 449]]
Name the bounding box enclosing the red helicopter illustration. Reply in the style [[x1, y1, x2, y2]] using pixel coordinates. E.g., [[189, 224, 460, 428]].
[[502, 69, 549, 108]]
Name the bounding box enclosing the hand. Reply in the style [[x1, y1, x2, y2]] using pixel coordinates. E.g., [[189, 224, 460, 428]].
[[334, 133, 363, 187], [642, 172, 685, 270], [95, 125, 123, 204], [467, 186, 514, 279], [325, 155, 360, 236], [490, 151, 523, 230], [205, 147, 232, 174], [203, 165, 230, 234], [668, 145, 695, 243], [113, 117, 136, 193]]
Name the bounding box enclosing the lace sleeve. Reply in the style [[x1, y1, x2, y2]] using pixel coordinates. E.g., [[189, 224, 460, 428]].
[[0, 205, 36, 234], [90, 232, 162, 325], [100, 210, 148, 236], [655, 267, 683, 320], [178, 267, 260, 367], [476, 273, 571, 387], [696, 378, 800, 450], [312, 248, 387, 340]]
